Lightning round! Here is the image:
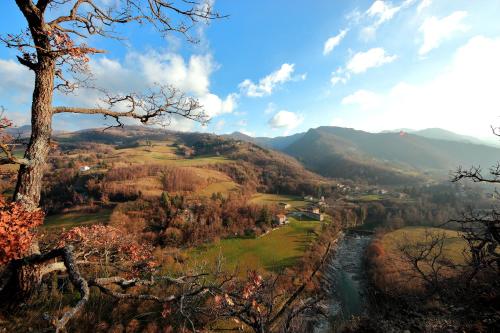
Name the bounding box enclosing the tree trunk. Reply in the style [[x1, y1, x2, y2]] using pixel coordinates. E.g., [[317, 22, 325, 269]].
[[14, 58, 55, 211], [10, 56, 55, 297]]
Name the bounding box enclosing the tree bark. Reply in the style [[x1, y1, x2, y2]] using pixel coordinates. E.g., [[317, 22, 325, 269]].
[[10, 56, 55, 297], [14, 57, 55, 211]]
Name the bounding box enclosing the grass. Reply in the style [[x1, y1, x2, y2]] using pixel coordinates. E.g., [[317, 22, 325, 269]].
[[197, 181, 240, 197], [90, 142, 237, 198], [357, 194, 382, 202], [111, 143, 230, 167], [187, 218, 323, 275], [381, 226, 467, 264], [249, 193, 308, 209], [43, 208, 112, 229]]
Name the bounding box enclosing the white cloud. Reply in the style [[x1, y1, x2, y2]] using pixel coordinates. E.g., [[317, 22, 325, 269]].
[[268, 110, 303, 130], [341, 90, 382, 110], [347, 48, 397, 74], [419, 11, 469, 55], [323, 29, 349, 55], [366, 0, 401, 26], [340, 35, 500, 137], [360, 26, 377, 41], [360, 0, 417, 40], [417, 0, 432, 13], [345, 8, 363, 24], [331, 48, 396, 86], [0, 59, 34, 106], [0, 50, 238, 129], [198, 93, 238, 118], [239, 63, 304, 97], [133, 52, 214, 96], [330, 75, 348, 86]]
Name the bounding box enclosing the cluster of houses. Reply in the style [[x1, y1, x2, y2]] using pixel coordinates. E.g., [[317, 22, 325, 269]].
[[334, 183, 411, 202], [272, 196, 326, 227]]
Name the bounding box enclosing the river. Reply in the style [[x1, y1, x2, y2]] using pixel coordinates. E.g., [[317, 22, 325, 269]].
[[315, 231, 373, 332]]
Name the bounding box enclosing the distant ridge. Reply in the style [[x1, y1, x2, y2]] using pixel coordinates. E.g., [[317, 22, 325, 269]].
[[226, 131, 306, 150], [227, 126, 500, 184], [383, 128, 493, 146]]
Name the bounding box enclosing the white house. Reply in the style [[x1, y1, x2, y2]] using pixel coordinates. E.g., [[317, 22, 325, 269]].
[[79, 166, 91, 172], [278, 202, 291, 210], [273, 214, 288, 226]]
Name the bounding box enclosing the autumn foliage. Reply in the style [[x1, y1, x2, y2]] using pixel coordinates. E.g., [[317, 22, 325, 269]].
[[0, 197, 44, 265], [59, 224, 156, 275]]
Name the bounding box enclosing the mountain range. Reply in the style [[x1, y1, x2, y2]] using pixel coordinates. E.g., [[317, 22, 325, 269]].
[[8, 124, 500, 185], [228, 127, 500, 184]]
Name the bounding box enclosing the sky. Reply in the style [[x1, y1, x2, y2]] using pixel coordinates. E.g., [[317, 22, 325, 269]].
[[1, 0, 500, 139]]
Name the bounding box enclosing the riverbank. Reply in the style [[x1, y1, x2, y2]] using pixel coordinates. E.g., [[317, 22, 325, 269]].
[[315, 230, 373, 332]]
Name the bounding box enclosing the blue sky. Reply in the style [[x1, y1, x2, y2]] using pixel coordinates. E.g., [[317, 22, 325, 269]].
[[1, 1, 500, 138]]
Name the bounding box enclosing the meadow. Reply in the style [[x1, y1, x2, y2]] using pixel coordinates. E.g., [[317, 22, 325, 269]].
[[249, 193, 309, 209], [188, 218, 324, 274], [43, 208, 112, 229], [381, 226, 467, 264]]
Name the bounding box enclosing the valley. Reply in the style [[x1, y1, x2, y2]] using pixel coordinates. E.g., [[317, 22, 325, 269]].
[[1, 125, 498, 332], [1, 1, 499, 332]]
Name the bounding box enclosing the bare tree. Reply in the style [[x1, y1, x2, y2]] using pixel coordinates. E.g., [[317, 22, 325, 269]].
[[0, 0, 224, 301], [451, 166, 500, 286], [1, 0, 223, 211], [448, 126, 500, 285], [397, 230, 454, 295]]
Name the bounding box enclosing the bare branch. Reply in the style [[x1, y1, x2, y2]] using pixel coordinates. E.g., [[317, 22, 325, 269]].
[[3, 246, 89, 333], [52, 85, 209, 126], [452, 164, 500, 184], [269, 242, 331, 327]]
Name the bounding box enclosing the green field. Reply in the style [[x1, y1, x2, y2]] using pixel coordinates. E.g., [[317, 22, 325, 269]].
[[249, 193, 308, 209], [188, 218, 323, 274], [44, 208, 112, 229], [197, 181, 240, 197], [381, 226, 467, 264], [357, 194, 382, 202], [111, 144, 230, 167]]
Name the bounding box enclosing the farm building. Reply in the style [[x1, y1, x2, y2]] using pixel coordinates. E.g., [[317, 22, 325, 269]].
[[273, 214, 288, 226], [278, 202, 291, 210], [307, 206, 320, 214], [303, 211, 324, 221], [300, 206, 324, 221]]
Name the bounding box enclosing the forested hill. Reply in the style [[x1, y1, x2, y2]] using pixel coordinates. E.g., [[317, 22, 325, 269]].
[[51, 127, 330, 197], [36, 125, 500, 186], [229, 126, 500, 184]]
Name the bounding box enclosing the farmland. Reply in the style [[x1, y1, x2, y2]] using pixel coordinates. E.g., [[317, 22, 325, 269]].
[[44, 208, 112, 229], [249, 193, 309, 209], [381, 226, 467, 264], [188, 218, 324, 274]]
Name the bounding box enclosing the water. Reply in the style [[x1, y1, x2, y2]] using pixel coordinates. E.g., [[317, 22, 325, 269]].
[[315, 231, 373, 332]]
